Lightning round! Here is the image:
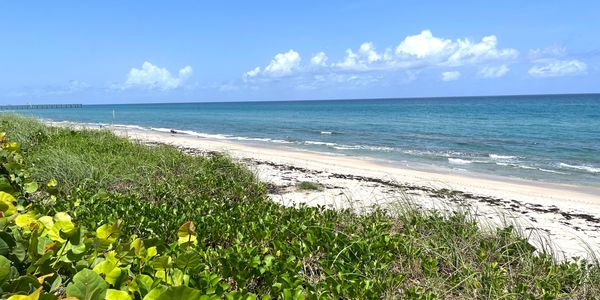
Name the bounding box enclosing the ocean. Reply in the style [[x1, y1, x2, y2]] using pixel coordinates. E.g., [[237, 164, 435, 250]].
[[11, 94, 600, 187]]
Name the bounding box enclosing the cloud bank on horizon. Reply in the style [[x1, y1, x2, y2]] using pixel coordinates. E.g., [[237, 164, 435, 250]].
[[243, 30, 586, 87], [0, 1, 597, 103], [2, 29, 591, 102]]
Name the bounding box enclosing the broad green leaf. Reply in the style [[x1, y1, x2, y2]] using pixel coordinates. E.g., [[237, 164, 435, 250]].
[[23, 180, 38, 194], [7, 287, 42, 300], [142, 286, 167, 300], [53, 212, 74, 232], [0, 177, 14, 193], [177, 221, 197, 246], [35, 236, 54, 256], [105, 267, 122, 286], [15, 213, 37, 229], [0, 235, 9, 256], [130, 238, 146, 259], [37, 216, 54, 230], [96, 222, 121, 244], [129, 274, 153, 297], [171, 268, 184, 286], [156, 286, 201, 300], [106, 289, 132, 300], [47, 179, 58, 188], [175, 250, 201, 270], [146, 246, 157, 259], [5, 275, 41, 294], [151, 256, 172, 269], [0, 255, 11, 284], [66, 269, 107, 300], [0, 191, 16, 216], [3, 141, 20, 152]]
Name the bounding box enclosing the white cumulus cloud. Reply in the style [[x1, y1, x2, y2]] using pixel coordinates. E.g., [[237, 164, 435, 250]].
[[442, 71, 461, 81], [124, 61, 193, 90], [528, 59, 587, 77], [242, 30, 518, 84], [245, 50, 302, 79], [264, 50, 301, 75], [396, 30, 452, 58], [244, 67, 261, 78], [359, 42, 382, 63], [446, 35, 518, 66], [478, 65, 510, 78], [310, 52, 328, 66]]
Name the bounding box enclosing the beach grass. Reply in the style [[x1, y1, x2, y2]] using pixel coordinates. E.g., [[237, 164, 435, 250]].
[[296, 181, 324, 191], [1, 113, 599, 299]]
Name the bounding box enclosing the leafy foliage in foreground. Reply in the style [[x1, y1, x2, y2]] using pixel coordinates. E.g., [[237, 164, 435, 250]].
[[1, 114, 600, 299]]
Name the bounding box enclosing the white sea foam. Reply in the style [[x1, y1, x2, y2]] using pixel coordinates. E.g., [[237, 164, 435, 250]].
[[320, 131, 333, 135], [114, 124, 147, 131], [559, 163, 600, 173], [150, 127, 173, 133], [304, 141, 337, 147], [495, 162, 570, 175], [495, 162, 535, 170], [538, 168, 569, 175], [448, 158, 472, 165], [489, 154, 517, 160]]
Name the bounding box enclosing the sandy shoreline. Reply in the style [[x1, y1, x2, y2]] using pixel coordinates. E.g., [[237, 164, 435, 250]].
[[54, 122, 600, 259]]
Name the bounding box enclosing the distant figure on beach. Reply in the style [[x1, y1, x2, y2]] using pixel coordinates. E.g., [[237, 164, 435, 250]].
[[170, 129, 178, 134]]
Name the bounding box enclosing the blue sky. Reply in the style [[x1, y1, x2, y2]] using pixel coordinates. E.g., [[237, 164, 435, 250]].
[[1, 1, 599, 104]]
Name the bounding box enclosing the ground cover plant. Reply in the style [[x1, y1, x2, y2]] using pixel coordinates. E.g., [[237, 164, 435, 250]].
[[296, 181, 323, 191], [0, 114, 599, 299]]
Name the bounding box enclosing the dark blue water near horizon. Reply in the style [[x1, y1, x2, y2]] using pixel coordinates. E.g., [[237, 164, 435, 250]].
[[10, 93, 600, 187]]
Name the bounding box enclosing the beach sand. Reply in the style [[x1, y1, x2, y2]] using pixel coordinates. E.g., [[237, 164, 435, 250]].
[[56, 123, 600, 260]]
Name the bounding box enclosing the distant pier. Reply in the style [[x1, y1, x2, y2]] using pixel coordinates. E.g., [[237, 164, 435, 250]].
[[0, 104, 82, 110]]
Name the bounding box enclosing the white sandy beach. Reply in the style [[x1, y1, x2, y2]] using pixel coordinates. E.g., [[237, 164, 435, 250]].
[[55, 122, 600, 260]]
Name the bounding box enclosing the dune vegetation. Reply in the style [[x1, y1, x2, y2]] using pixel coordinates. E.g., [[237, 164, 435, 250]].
[[0, 114, 599, 299]]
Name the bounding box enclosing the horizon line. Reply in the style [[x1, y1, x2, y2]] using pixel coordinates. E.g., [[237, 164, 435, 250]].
[[4, 92, 599, 106]]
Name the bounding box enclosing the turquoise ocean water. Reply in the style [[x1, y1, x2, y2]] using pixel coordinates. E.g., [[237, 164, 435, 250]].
[[10, 94, 600, 187]]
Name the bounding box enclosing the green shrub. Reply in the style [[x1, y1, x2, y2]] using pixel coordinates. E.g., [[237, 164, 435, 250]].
[[296, 181, 323, 191], [0, 114, 599, 299]]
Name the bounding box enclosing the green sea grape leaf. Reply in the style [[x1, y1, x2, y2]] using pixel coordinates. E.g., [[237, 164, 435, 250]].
[[171, 268, 184, 286], [156, 286, 201, 300], [106, 289, 132, 300], [130, 238, 146, 259], [6, 287, 42, 300], [146, 246, 157, 259], [66, 269, 107, 300], [105, 267, 122, 286], [53, 212, 74, 232], [129, 274, 153, 297], [35, 236, 53, 255], [23, 180, 38, 194], [177, 221, 197, 246], [175, 250, 202, 270], [5, 275, 41, 294], [151, 256, 172, 269], [15, 212, 37, 229], [46, 179, 58, 188], [96, 222, 121, 244], [93, 260, 115, 276], [3, 141, 20, 152], [0, 255, 11, 284], [0, 177, 14, 193], [0, 235, 9, 256], [49, 275, 62, 293], [37, 216, 54, 230], [142, 286, 168, 300], [0, 191, 16, 216]]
